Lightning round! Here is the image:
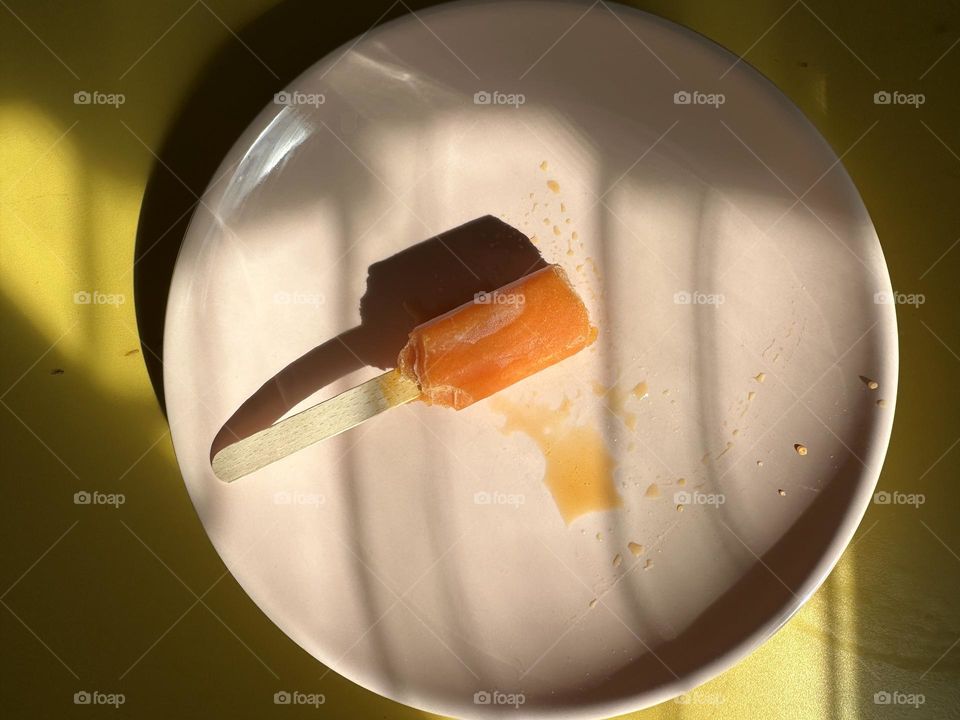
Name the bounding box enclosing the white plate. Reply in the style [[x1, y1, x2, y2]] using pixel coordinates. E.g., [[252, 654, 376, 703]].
[[164, 1, 897, 717]]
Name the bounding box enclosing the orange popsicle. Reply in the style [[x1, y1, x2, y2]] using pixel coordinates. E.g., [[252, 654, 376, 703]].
[[398, 264, 597, 409], [212, 264, 596, 481]]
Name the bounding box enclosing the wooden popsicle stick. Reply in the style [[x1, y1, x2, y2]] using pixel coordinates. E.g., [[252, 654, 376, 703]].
[[212, 369, 420, 483]]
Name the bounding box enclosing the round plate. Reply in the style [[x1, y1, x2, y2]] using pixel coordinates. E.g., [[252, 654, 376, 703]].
[[164, 1, 897, 717]]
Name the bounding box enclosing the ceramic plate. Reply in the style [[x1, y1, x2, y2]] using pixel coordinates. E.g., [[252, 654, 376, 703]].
[[164, 1, 897, 717]]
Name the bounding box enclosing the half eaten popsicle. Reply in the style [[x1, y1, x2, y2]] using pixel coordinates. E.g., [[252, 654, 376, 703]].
[[212, 263, 596, 481], [398, 264, 597, 410]]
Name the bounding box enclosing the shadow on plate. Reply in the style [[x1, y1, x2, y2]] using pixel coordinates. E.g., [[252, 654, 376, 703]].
[[133, 0, 439, 414]]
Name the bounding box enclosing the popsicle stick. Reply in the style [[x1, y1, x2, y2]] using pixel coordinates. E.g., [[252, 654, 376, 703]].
[[212, 369, 420, 482]]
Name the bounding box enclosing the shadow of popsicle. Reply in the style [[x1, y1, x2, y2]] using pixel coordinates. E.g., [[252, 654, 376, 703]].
[[208, 215, 547, 461]]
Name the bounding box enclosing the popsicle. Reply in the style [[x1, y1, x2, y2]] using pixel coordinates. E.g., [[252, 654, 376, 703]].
[[212, 263, 596, 481], [398, 264, 597, 410]]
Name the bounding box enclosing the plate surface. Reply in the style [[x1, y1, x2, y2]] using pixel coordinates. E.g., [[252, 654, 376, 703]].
[[164, 1, 897, 717]]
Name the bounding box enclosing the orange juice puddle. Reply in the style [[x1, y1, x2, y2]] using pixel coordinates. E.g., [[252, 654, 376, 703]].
[[491, 396, 621, 524]]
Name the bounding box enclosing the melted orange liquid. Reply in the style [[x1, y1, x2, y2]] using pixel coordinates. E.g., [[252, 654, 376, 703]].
[[592, 380, 648, 430], [491, 396, 621, 524]]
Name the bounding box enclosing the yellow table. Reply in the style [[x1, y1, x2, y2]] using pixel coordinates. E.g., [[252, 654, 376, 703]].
[[2, 1, 958, 717]]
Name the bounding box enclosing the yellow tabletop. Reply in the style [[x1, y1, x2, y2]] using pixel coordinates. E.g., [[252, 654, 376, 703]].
[[2, 1, 958, 717]]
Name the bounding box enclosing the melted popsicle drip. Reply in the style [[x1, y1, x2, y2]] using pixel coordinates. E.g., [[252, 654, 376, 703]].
[[492, 396, 621, 524]]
